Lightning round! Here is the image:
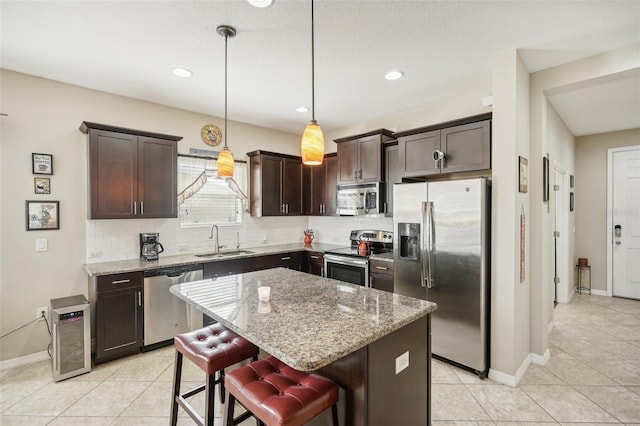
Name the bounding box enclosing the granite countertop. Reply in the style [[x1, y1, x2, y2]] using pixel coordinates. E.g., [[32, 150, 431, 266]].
[[84, 242, 344, 276], [170, 267, 437, 371]]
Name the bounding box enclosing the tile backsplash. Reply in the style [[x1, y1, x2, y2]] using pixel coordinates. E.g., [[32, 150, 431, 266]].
[[86, 213, 393, 262]]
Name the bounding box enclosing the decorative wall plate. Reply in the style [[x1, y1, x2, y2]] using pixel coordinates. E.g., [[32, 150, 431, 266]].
[[201, 124, 222, 147]]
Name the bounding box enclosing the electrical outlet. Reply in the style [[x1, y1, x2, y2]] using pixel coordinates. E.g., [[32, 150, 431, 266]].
[[88, 250, 102, 259], [36, 306, 48, 321]]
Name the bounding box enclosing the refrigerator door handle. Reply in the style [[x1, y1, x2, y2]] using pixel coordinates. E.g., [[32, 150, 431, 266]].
[[422, 201, 435, 288]]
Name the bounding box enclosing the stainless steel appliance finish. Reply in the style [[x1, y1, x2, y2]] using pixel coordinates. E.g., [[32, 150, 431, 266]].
[[51, 295, 91, 382], [393, 178, 490, 377], [143, 264, 203, 348], [140, 232, 165, 261], [324, 229, 393, 286], [336, 182, 384, 215]]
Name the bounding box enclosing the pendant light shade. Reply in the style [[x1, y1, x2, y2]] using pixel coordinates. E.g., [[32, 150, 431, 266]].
[[300, 0, 325, 165], [217, 146, 235, 177], [217, 25, 236, 178], [301, 120, 324, 165]]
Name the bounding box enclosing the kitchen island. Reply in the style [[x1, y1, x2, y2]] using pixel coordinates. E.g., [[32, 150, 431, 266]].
[[170, 267, 437, 426]]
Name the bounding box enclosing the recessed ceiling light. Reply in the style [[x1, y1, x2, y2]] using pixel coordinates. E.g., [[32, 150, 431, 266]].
[[172, 68, 193, 78], [385, 70, 404, 81], [247, 0, 273, 8], [296, 106, 310, 113]]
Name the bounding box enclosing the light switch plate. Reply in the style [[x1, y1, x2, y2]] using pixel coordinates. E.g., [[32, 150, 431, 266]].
[[395, 351, 409, 374], [36, 238, 48, 252]]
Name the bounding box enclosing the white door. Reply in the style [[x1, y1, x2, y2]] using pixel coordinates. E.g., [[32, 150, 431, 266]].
[[610, 147, 640, 299]]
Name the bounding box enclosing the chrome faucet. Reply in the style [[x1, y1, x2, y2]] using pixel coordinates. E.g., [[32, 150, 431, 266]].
[[208, 224, 225, 253]]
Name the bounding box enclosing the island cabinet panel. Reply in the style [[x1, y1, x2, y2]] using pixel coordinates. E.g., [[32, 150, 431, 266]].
[[263, 252, 304, 271], [315, 315, 431, 426], [306, 153, 337, 216], [248, 151, 304, 216], [81, 122, 181, 219], [369, 259, 393, 293], [94, 272, 144, 364], [306, 251, 325, 276], [335, 129, 394, 185], [203, 257, 266, 278], [396, 114, 491, 178]]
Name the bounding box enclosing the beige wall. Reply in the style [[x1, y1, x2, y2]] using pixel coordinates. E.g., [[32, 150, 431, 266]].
[[575, 129, 640, 292], [0, 70, 301, 361]]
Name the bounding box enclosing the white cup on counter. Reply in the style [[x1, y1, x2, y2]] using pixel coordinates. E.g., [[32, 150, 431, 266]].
[[258, 286, 271, 302]]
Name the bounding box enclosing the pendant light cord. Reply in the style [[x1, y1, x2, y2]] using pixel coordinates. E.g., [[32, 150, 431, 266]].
[[224, 33, 229, 148], [311, 0, 315, 122]]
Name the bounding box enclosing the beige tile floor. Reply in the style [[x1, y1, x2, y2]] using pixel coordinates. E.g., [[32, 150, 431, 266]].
[[1, 293, 639, 425]]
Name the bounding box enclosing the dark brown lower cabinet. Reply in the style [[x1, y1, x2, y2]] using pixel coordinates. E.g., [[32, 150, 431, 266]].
[[306, 251, 325, 276], [203, 257, 265, 278], [94, 272, 143, 364], [369, 259, 393, 293], [263, 252, 304, 271]]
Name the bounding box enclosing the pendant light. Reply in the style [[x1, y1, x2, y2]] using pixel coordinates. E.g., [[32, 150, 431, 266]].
[[300, 0, 325, 165], [217, 25, 236, 178]]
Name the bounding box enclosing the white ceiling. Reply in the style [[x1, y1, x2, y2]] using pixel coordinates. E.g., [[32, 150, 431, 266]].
[[2, 0, 639, 137]]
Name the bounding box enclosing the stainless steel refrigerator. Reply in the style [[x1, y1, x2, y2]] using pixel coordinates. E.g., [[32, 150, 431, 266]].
[[393, 178, 490, 377]]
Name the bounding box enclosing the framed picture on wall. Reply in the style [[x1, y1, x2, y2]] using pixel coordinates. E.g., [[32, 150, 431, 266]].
[[518, 156, 528, 193], [34, 177, 50, 194], [26, 200, 59, 230], [32, 153, 53, 175], [570, 192, 574, 212], [542, 155, 550, 202]]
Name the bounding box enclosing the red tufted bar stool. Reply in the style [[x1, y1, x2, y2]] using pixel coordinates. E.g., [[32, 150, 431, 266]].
[[223, 355, 339, 426], [170, 323, 259, 426]]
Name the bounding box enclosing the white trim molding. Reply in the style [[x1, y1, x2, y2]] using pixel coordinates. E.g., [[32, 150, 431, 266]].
[[489, 355, 530, 388], [530, 348, 551, 366], [0, 350, 50, 371]]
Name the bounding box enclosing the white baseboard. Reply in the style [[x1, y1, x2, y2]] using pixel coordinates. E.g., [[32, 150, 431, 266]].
[[530, 348, 550, 366], [489, 354, 530, 388], [590, 289, 607, 296], [0, 350, 50, 371]]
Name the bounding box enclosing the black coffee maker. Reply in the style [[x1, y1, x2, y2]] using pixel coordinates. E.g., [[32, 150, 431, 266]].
[[140, 233, 164, 261]]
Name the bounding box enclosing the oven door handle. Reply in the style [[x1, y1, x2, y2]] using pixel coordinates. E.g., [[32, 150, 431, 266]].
[[324, 254, 369, 267]]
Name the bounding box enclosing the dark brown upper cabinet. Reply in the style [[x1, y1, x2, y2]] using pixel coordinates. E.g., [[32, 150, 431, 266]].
[[80, 122, 181, 219], [395, 114, 491, 178], [334, 129, 394, 184], [305, 153, 337, 216], [248, 151, 304, 217], [384, 142, 400, 216]]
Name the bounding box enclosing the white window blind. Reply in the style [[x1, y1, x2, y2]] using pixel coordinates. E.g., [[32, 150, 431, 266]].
[[177, 155, 247, 227]]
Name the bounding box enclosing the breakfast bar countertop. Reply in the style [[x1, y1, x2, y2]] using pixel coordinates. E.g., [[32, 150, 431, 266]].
[[169, 267, 437, 371]]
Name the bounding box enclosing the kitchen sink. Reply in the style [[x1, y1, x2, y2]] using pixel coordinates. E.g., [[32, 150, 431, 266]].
[[195, 250, 255, 258]]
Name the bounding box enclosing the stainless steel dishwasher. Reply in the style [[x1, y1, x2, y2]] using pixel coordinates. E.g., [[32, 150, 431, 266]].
[[143, 264, 203, 349]]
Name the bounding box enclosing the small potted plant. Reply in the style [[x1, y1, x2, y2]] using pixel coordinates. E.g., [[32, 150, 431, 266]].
[[303, 228, 314, 245]]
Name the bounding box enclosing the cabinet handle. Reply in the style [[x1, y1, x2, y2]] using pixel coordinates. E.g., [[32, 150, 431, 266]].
[[281, 256, 291, 261], [140, 201, 144, 216], [285, 204, 289, 214], [353, 170, 357, 179], [358, 170, 362, 179], [111, 279, 131, 285], [311, 255, 319, 259], [133, 201, 137, 215], [138, 291, 142, 307], [281, 204, 285, 214], [375, 266, 389, 270]]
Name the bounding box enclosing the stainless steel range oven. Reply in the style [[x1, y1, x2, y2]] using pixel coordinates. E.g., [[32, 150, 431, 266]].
[[324, 230, 393, 287]]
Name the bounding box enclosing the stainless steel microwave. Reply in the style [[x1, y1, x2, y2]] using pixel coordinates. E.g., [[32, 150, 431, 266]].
[[336, 182, 384, 215]]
